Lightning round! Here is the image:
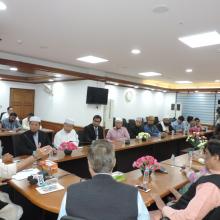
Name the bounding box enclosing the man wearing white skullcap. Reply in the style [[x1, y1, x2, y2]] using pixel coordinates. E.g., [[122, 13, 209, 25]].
[[106, 117, 130, 141], [18, 116, 51, 156], [54, 119, 79, 148]]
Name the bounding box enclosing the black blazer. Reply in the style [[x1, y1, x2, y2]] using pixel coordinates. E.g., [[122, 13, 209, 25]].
[[17, 130, 51, 156], [83, 124, 104, 144]]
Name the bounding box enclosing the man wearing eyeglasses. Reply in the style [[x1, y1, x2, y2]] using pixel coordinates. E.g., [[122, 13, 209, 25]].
[[83, 115, 104, 144]]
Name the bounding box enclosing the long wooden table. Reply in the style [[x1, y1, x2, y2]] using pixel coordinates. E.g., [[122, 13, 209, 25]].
[[9, 152, 202, 215], [50, 131, 213, 178]]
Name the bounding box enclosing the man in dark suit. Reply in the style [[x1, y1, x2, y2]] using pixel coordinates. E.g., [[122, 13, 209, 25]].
[[128, 117, 145, 138], [17, 116, 51, 156], [83, 115, 104, 144], [57, 140, 150, 220]]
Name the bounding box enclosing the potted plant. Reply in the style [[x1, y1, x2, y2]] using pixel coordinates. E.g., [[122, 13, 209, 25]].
[[137, 132, 151, 141], [133, 155, 160, 175], [59, 141, 78, 156]]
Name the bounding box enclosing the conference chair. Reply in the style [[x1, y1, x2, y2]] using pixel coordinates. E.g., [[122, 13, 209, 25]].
[[0, 112, 5, 121]]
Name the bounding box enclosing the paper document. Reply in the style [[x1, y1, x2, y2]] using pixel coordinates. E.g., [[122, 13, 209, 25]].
[[12, 168, 39, 181], [36, 183, 64, 194]]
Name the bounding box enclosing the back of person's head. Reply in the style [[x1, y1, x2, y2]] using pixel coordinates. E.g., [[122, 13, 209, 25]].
[[9, 112, 17, 117], [88, 140, 115, 173], [28, 113, 34, 117], [187, 116, 193, 123], [178, 115, 184, 122], [206, 138, 220, 157]]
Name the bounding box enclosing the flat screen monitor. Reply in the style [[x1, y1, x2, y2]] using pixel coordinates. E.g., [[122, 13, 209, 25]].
[[86, 86, 109, 105]]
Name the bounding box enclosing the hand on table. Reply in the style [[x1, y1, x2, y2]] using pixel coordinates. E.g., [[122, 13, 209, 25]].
[[35, 145, 52, 160]]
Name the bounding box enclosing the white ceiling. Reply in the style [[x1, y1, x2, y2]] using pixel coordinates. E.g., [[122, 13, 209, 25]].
[[1, 0, 220, 84]]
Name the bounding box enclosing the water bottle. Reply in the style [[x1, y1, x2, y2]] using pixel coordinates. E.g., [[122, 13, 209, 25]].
[[143, 168, 150, 189], [188, 150, 193, 168], [171, 154, 175, 167]]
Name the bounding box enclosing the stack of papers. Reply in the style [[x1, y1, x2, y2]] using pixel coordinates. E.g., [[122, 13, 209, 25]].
[[12, 168, 39, 181]]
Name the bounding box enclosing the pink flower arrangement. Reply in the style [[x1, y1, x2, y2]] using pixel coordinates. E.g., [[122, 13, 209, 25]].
[[59, 141, 78, 151], [133, 155, 160, 172]]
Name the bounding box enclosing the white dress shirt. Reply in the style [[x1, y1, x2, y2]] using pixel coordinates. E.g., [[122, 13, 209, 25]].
[[54, 128, 79, 148]]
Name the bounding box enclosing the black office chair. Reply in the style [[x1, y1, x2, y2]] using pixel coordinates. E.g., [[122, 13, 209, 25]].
[[61, 216, 86, 220], [12, 134, 24, 156], [128, 119, 135, 127], [0, 112, 6, 121], [76, 130, 85, 146]]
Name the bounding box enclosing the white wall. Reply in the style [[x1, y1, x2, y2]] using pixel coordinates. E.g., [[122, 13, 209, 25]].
[[0, 80, 176, 127], [0, 80, 37, 112], [105, 85, 176, 121], [34, 80, 104, 126]]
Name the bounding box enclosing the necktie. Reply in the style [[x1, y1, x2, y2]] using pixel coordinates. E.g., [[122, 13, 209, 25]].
[[95, 127, 99, 140]]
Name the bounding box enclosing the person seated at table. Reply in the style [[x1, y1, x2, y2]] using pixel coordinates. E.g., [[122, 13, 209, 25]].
[[128, 117, 144, 138], [0, 146, 52, 220], [183, 115, 194, 131], [83, 115, 104, 144], [171, 115, 185, 133], [0, 112, 22, 132], [57, 140, 150, 220], [195, 117, 203, 131], [54, 119, 79, 148], [18, 116, 51, 155], [150, 138, 220, 220], [144, 116, 160, 137], [1, 106, 19, 121], [106, 117, 130, 141], [22, 113, 34, 130], [157, 118, 174, 133]]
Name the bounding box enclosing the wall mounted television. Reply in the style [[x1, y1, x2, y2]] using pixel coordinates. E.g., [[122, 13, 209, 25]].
[[86, 86, 109, 105]]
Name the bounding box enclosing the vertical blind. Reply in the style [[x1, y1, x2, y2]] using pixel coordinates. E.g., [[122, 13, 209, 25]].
[[176, 93, 217, 124]]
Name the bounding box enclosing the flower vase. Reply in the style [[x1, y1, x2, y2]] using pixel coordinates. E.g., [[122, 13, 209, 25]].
[[142, 137, 147, 142], [141, 169, 152, 176], [64, 149, 72, 156]]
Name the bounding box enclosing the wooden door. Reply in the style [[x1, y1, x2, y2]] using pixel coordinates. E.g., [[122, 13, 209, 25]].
[[10, 88, 35, 120]]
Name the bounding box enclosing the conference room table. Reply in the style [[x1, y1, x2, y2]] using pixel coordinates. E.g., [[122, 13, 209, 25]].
[[0, 128, 54, 155], [50, 131, 213, 178], [9, 152, 204, 220]]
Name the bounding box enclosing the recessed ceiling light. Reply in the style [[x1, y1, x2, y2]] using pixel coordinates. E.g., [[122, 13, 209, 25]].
[[179, 31, 220, 48], [152, 5, 169, 14], [185, 69, 193, 73], [9, 67, 18, 71], [195, 90, 199, 93], [55, 74, 62, 78], [0, 77, 2, 80], [48, 79, 54, 82], [131, 49, 141, 55], [175, 81, 192, 84], [134, 86, 139, 89], [138, 72, 162, 77], [215, 80, 220, 83], [77, 56, 108, 64], [114, 83, 119, 86], [163, 90, 167, 93], [151, 88, 155, 91], [0, 1, 7, 10]]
